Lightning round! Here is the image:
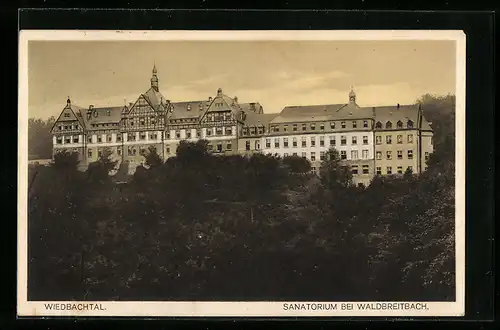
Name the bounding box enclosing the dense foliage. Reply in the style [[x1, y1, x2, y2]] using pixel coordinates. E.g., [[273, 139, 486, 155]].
[[27, 94, 455, 301], [28, 117, 56, 159]]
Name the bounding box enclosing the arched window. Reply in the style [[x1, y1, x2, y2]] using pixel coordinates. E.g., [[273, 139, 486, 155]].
[[397, 120, 403, 128], [386, 121, 392, 129], [407, 120, 414, 128], [375, 121, 382, 129]]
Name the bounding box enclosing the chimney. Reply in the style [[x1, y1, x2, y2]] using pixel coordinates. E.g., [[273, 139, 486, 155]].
[[187, 104, 191, 111], [240, 111, 246, 121], [372, 107, 376, 117], [217, 88, 222, 96], [89, 105, 94, 110], [129, 102, 133, 107], [250, 102, 256, 112], [234, 96, 238, 103], [397, 103, 400, 109], [199, 103, 203, 111], [208, 96, 213, 102]]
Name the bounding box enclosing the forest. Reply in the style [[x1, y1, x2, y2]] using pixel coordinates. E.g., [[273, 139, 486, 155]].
[[27, 94, 456, 302]]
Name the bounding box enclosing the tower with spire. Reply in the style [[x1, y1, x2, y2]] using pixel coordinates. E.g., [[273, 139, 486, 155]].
[[349, 85, 356, 103], [150, 64, 159, 91]]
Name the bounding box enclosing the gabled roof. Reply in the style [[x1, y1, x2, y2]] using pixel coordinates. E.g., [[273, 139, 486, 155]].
[[143, 87, 167, 110], [201, 88, 244, 121], [80, 106, 123, 129], [242, 112, 277, 127], [168, 101, 206, 120]]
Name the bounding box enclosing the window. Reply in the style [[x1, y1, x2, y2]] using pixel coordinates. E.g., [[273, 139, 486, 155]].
[[351, 150, 358, 160], [340, 151, 347, 160], [107, 134, 112, 142], [186, 131, 192, 139], [375, 121, 382, 129], [64, 113, 70, 118], [207, 145, 213, 151], [73, 136, 79, 143], [226, 127, 233, 135], [274, 138, 280, 148], [283, 124, 288, 132], [341, 136, 347, 145], [258, 127, 264, 135], [407, 166, 413, 172], [362, 165, 369, 174], [352, 136, 357, 145], [64, 125, 69, 130], [407, 134, 413, 143], [387, 166, 392, 175], [206, 128, 213, 136], [117, 134, 122, 142], [362, 149, 369, 159], [341, 121, 346, 128], [176, 130, 181, 139], [363, 136, 368, 145], [56, 137, 62, 144], [293, 152, 297, 156], [351, 165, 359, 175], [311, 123, 316, 131], [386, 121, 392, 129], [302, 123, 307, 131], [255, 141, 261, 150], [310, 137, 316, 147], [284, 153, 289, 157], [397, 150, 403, 160], [292, 137, 297, 147], [408, 150, 413, 159], [293, 124, 297, 131], [407, 120, 414, 128], [216, 127, 223, 136], [397, 120, 403, 128], [283, 138, 289, 148], [330, 122, 335, 129], [363, 120, 368, 128], [117, 148, 122, 156], [376, 166, 382, 175], [330, 136, 336, 146], [246, 141, 251, 151], [320, 123, 325, 130], [352, 121, 357, 128], [301, 137, 307, 147], [386, 135, 392, 144], [397, 135, 403, 144], [140, 119, 145, 126], [166, 146, 170, 154], [320, 136, 325, 147], [88, 149, 92, 158], [320, 151, 325, 160], [226, 143, 232, 150], [272, 125, 279, 132], [59, 125, 63, 131], [376, 151, 382, 160], [242, 128, 248, 136], [376, 136, 382, 145], [266, 138, 271, 148], [301, 152, 307, 158], [140, 132, 146, 140], [217, 143, 223, 152], [150, 132, 157, 140], [425, 152, 430, 161], [397, 166, 403, 174], [386, 151, 392, 160], [87, 136, 92, 143], [311, 152, 316, 161], [97, 135, 102, 143]]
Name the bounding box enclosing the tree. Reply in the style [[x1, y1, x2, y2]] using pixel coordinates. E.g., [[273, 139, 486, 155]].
[[319, 148, 353, 189], [282, 155, 311, 174], [51, 149, 80, 176], [86, 148, 118, 183], [28, 117, 56, 159], [144, 145, 163, 169]]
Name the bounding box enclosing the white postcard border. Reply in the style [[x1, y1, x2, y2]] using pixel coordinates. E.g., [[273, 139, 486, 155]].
[[18, 29, 466, 317]]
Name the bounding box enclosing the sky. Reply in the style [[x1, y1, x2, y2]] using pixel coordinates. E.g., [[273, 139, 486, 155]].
[[27, 40, 456, 119]]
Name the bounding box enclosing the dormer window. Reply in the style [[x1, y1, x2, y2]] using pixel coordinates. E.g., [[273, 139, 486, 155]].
[[375, 121, 382, 129], [64, 113, 70, 118], [107, 110, 111, 116], [386, 121, 392, 129], [397, 120, 403, 128], [407, 120, 414, 128]]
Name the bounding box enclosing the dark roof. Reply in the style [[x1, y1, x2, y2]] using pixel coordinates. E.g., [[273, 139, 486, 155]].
[[168, 101, 206, 120], [80, 106, 123, 128], [242, 112, 277, 126], [143, 87, 167, 109], [271, 102, 373, 124], [372, 104, 432, 131]]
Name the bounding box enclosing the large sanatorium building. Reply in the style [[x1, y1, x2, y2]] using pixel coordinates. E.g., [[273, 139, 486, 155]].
[[51, 66, 434, 186]]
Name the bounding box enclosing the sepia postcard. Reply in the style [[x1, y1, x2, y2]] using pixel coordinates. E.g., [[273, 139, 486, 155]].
[[18, 30, 465, 317]]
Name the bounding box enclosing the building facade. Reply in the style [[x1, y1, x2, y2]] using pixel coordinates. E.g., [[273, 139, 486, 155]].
[[51, 66, 433, 185]]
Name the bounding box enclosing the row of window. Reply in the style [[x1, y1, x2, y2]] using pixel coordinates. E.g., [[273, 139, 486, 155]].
[[376, 134, 414, 144], [271, 120, 370, 133], [376, 166, 413, 175], [242, 126, 266, 136], [376, 150, 414, 160], [58, 124, 80, 131], [174, 127, 233, 139], [375, 120, 414, 130], [264, 135, 370, 148], [205, 112, 233, 122]]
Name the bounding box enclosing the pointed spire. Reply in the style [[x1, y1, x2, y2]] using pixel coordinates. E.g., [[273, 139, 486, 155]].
[[349, 85, 356, 103], [152, 63, 157, 74], [67, 96, 71, 105], [151, 63, 159, 91]]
